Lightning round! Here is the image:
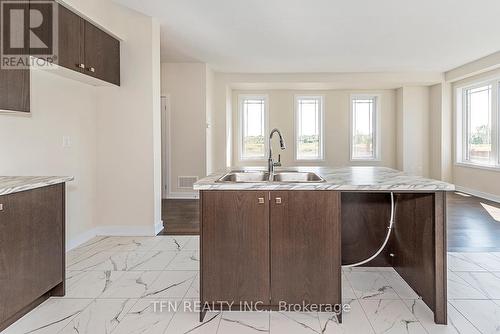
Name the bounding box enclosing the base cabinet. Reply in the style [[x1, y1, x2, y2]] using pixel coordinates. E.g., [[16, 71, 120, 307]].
[[201, 191, 270, 304], [270, 191, 341, 306], [200, 190, 341, 312], [0, 184, 66, 332]]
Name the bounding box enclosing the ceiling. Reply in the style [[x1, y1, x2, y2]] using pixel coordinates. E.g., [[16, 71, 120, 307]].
[[113, 0, 500, 73]]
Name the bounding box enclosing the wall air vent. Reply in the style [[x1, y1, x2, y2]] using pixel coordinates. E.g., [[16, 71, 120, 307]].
[[178, 176, 199, 189]]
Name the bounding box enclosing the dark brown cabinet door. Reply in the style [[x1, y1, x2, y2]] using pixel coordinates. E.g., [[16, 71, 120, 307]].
[[84, 21, 120, 85], [57, 4, 84, 72], [270, 191, 341, 306], [0, 69, 30, 112], [201, 191, 270, 306], [0, 185, 64, 325]]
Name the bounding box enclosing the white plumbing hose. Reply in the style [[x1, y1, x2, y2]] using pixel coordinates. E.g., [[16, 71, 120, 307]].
[[342, 192, 395, 268]]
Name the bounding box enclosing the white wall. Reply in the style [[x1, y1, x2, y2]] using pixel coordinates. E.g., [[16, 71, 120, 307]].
[[0, 70, 98, 248], [231, 89, 397, 169], [211, 72, 442, 173], [1, 0, 162, 248], [429, 84, 443, 180], [396, 86, 431, 177], [64, 0, 162, 237], [161, 63, 207, 197]]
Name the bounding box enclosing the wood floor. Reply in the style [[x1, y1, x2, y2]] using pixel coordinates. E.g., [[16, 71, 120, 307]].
[[158, 193, 500, 252], [448, 191, 500, 252], [158, 199, 199, 235]]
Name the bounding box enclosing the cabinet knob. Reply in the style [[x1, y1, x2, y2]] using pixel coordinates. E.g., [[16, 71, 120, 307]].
[[0, 203, 3, 211], [87, 67, 96, 73], [258, 197, 265, 204], [76, 63, 85, 69], [275, 197, 282, 204]]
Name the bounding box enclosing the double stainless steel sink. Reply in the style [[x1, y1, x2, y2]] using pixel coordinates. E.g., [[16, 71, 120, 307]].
[[216, 170, 325, 183]]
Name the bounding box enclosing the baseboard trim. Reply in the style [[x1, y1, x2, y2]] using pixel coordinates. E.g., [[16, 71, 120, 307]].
[[454, 185, 500, 203], [154, 221, 164, 235], [167, 191, 199, 199], [67, 224, 161, 251], [66, 228, 100, 251]]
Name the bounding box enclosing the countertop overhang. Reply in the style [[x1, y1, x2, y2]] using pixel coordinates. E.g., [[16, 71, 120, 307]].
[[0, 176, 74, 196], [194, 166, 455, 192]]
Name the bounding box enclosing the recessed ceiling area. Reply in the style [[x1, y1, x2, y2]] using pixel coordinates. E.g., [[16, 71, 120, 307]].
[[113, 0, 500, 73]]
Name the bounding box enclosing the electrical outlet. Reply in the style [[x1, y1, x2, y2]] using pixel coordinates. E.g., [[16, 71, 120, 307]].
[[62, 136, 72, 148]]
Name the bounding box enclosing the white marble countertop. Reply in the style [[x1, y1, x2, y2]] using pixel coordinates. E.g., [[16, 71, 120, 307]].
[[194, 166, 455, 192], [0, 176, 74, 196]]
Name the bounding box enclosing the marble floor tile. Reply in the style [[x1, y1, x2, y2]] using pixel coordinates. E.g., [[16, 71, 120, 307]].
[[143, 270, 197, 299], [72, 236, 110, 254], [344, 271, 400, 300], [403, 299, 481, 334], [270, 311, 321, 333], [152, 236, 191, 251], [360, 299, 427, 334], [182, 237, 200, 251], [111, 299, 175, 334], [66, 270, 125, 298], [447, 253, 487, 272], [447, 271, 488, 299], [58, 299, 136, 334], [2, 298, 93, 334], [381, 272, 420, 299], [460, 252, 500, 272], [66, 270, 90, 288], [455, 272, 500, 299], [341, 274, 357, 300], [126, 250, 178, 271], [99, 271, 163, 299], [165, 310, 220, 333], [450, 300, 500, 334], [165, 250, 200, 271], [184, 274, 200, 299], [319, 299, 374, 334], [67, 251, 130, 271], [218, 311, 270, 334], [66, 250, 88, 267], [89, 236, 162, 253]]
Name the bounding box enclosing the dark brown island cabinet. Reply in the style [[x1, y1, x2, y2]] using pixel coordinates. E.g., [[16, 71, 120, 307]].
[[200, 191, 342, 317], [0, 2, 120, 113], [200, 190, 447, 325], [0, 183, 67, 332]]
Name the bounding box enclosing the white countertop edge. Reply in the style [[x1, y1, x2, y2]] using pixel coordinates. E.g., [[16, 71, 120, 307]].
[[0, 176, 74, 196]]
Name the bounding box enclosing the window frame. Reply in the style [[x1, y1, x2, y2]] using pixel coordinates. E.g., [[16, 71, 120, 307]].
[[294, 95, 325, 162], [455, 79, 500, 170], [238, 94, 269, 161], [349, 94, 381, 162]]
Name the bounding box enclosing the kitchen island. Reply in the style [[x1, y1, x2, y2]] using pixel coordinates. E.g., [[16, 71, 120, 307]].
[[194, 167, 454, 324]]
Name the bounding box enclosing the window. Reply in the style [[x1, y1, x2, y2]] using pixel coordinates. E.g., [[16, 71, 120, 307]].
[[239, 95, 268, 160], [457, 81, 499, 168], [350, 95, 379, 160], [295, 96, 324, 160]]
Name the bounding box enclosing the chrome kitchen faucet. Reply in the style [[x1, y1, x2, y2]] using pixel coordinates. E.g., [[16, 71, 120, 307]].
[[268, 128, 286, 174]]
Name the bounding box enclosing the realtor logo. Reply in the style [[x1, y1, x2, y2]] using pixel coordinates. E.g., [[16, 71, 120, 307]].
[[1, 0, 58, 69]]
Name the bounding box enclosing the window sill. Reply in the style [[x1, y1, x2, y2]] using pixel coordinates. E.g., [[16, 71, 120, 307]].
[[294, 158, 326, 163], [350, 158, 382, 163], [455, 162, 500, 172]]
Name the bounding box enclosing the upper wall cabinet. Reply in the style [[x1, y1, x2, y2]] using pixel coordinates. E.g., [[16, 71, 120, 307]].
[[0, 69, 30, 113], [58, 5, 84, 74], [58, 4, 120, 86], [84, 22, 120, 85]]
